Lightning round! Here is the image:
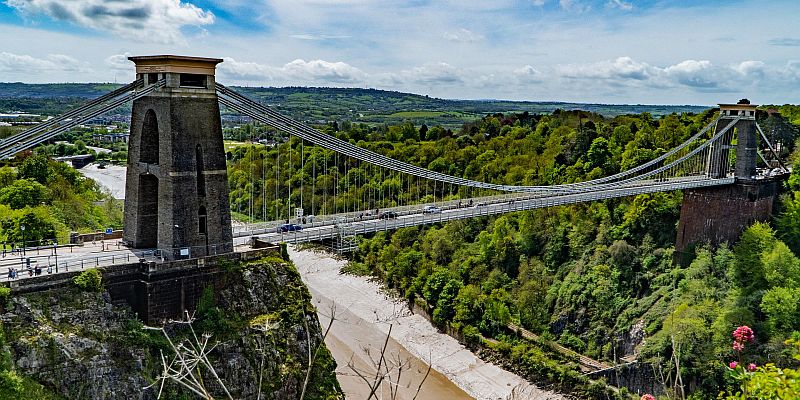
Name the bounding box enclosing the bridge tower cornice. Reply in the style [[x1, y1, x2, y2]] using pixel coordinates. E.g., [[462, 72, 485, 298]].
[[718, 103, 757, 121]]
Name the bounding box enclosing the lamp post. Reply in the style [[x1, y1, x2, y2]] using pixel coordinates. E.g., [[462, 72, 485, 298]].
[[20, 224, 25, 257], [53, 240, 59, 273]]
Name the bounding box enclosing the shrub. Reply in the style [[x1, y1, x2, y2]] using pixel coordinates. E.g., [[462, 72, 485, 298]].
[[0, 287, 10, 303], [462, 324, 481, 348], [0, 370, 23, 393], [73, 268, 102, 292]]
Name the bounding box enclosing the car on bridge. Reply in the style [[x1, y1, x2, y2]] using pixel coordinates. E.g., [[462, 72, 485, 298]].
[[379, 211, 399, 219], [422, 205, 442, 214], [277, 223, 303, 233]]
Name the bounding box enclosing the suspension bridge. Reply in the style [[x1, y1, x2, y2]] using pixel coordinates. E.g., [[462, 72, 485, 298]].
[[0, 55, 788, 261]]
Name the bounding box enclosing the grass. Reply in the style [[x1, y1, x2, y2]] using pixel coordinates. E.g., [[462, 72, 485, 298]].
[[388, 111, 448, 118], [223, 140, 247, 152]]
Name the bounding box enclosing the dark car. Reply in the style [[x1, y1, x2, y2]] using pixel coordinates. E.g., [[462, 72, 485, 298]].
[[379, 211, 399, 219], [277, 223, 303, 233]]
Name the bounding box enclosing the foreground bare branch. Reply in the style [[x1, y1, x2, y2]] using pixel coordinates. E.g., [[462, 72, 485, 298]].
[[143, 311, 233, 400]]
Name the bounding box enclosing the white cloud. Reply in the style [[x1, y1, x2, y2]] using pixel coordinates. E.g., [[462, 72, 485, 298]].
[[559, 0, 590, 12], [5, 0, 214, 44], [443, 28, 484, 43], [400, 62, 463, 85], [0, 52, 89, 74], [531, 0, 546, 6], [607, 0, 632, 10], [556, 57, 794, 93], [513, 65, 544, 82], [105, 53, 135, 72], [663, 60, 719, 88], [290, 34, 351, 41], [558, 57, 653, 80], [732, 60, 765, 76], [282, 59, 365, 83], [218, 57, 365, 84]]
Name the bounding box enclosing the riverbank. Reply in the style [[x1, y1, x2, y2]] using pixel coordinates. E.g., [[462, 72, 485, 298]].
[[289, 246, 564, 400], [78, 163, 127, 199]]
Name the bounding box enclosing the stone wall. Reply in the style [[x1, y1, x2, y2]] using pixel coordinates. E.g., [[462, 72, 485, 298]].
[[587, 362, 663, 397], [7, 248, 280, 325], [675, 180, 781, 256]]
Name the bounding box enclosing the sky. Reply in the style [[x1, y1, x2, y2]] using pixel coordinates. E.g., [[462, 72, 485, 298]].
[[0, 0, 799, 105]]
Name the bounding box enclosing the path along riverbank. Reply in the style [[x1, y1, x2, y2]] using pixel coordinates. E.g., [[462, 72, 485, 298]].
[[289, 246, 564, 400]]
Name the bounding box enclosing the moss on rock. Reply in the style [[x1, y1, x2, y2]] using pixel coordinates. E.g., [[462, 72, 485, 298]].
[[0, 257, 342, 400]]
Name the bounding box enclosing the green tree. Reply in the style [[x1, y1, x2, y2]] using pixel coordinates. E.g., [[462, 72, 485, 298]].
[[762, 241, 800, 289], [0, 167, 16, 189], [17, 154, 51, 184], [733, 222, 776, 294], [479, 289, 511, 336], [0, 207, 58, 244], [0, 179, 49, 209], [759, 287, 800, 335], [586, 137, 613, 173], [775, 192, 800, 255], [433, 279, 463, 325], [423, 267, 454, 306], [453, 284, 484, 326]]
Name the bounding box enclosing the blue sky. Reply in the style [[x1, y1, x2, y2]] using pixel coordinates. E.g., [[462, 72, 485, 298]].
[[0, 0, 799, 104]]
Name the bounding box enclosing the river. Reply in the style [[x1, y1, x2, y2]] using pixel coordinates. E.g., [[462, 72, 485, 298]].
[[290, 246, 563, 400]]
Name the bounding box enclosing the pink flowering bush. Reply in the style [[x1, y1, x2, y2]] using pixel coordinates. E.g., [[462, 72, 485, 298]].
[[732, 326, 755, 345], [729, 325, 754, 366], [640, 395, 655, 400], [722, 337, 800, 399]]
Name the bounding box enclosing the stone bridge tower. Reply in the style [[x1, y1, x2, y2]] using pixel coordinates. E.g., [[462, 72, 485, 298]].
[[708, 102, 758, 180], [123, 55, 233, 260], [676, 101, 783, 260]]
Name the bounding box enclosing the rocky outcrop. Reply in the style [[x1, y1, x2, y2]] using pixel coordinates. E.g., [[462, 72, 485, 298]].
[[0, 257, 341, 400]]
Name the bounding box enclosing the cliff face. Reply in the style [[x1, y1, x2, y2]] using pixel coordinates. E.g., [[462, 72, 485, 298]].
[[0, 256, 341, 400]]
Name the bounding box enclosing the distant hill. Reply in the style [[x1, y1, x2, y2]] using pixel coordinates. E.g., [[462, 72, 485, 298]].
[[0, 82, 711, 127]]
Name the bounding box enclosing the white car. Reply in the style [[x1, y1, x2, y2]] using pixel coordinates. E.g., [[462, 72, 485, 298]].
[[423, 205, 442, 214]]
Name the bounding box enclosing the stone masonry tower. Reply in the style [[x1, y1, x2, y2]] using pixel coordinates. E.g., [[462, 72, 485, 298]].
[[707, 102, 758, 180], [123, 55, 232, 260], [675, 101, 782, 259]]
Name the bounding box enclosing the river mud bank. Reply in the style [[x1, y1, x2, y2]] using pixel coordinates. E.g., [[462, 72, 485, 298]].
[[289, 246, 564, 400]]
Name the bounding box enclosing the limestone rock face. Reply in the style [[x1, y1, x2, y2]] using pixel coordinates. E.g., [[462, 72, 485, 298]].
[[1, 293, 151, 399], [0, 258, 341, 400]]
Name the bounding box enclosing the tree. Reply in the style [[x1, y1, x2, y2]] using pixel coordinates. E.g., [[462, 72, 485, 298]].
[[733, 222, 776, 294], [586, 137, 613, 173], [0, 207, 58, 243], [479, 289, 511, 336], [433, 279, 463, 325], [761, 241, 800, 289], [775, 191, 800, 254], [17, 154, 51, 184], [0, 167, 16, 189], [760, 287, 800, 335], [0, 179, 49, 209], [453, 284, 484, 326], [423, 268, 454, 306], [418, 124, 428, 141]]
